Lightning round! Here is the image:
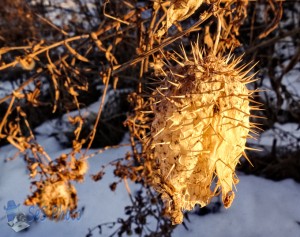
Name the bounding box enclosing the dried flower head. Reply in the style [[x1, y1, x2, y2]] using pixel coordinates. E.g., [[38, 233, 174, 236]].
[[25, 180, 78, 220], [146, 43, 260, 224], [71, 159, 89, 181]]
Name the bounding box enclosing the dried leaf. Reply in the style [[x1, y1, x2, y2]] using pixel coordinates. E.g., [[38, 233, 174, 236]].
[[0, 47, 10, 55], [91, 171, 105, 181], [65, 42, 89, 63], [110, 182, 118, 191], [18, 57, 36, 71], [204, 25, 214, 49], [166, 0, 203, 30]]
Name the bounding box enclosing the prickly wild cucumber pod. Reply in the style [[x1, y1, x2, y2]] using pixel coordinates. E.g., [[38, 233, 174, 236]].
[[147, 43, 260, 224]]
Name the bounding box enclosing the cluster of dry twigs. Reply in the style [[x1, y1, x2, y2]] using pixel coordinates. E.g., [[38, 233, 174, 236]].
[[1, 0, 300, 236]]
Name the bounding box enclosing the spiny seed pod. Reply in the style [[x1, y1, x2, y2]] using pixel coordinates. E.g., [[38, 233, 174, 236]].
[[148, 43, 261, 224]]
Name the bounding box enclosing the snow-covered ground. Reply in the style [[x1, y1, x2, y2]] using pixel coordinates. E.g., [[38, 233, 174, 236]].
[[1, 131, 300, 237], [1, 1, 300, 236], [0, 135, 133, 237], [1, 65, 300, 236]]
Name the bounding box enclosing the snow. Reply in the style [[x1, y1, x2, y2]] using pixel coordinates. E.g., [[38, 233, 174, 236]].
[[1, 65, 300, 236], [1, 2, 300, 236], [251, 122, 300, 150], [0, 139, 133, 237], [174, 175, 300, 237], [1, 132, 300, 236]]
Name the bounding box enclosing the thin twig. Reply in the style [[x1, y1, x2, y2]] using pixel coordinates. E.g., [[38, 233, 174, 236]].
[[213, 14, 222, 56], [245, 28, 300, 55], [83, 67, 112, 155], [112, 8, 215, 76]]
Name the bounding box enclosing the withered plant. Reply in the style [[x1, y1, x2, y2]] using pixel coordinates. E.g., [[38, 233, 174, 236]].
[[1, 0, 296, 236]]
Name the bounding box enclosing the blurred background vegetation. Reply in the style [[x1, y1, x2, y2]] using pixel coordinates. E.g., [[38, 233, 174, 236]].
[[0, 0, 300, 236]]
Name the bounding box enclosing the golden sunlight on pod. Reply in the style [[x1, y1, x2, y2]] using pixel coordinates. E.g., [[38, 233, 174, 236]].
[[147, 43, 261, 224]]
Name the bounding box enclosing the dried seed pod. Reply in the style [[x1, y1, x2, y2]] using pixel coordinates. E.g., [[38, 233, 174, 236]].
[[148, 43, 259, 224]]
